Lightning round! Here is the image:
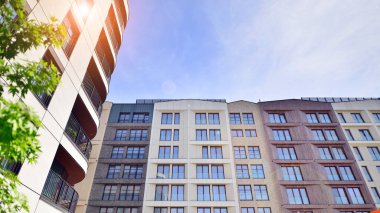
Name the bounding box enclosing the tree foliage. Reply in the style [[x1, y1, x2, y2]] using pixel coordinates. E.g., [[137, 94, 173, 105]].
[[0, 0, 66, 212]]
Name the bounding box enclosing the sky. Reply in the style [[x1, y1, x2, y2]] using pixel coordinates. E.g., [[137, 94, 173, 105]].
[[107, 0, 380, 103]]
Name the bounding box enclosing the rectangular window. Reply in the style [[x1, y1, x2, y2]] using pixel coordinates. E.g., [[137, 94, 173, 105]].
[[154, 208, 167, 213], [171, 208, 184, 213], [236, 164, 250, 179], [359, 129, 373, 141], [202, 146, 209, 159], [102, 185, 117, 200], [155, 185, 169, 201], [345, 129, 354, 141], [100, 208, 113, 213], [161, 113, 173, 124], [208, 113, 220, 124], [312, 130, 325, 141], [209, 129, 221, 141], [210, 146, 223, 159], [107, 165, 121, 179], [325, 130, 339, 141], [231, 129, 243, 137], [248, 146, 261, 159], [124, 165, 143, 179], [251, 164, 265, 179], [338, 113, 346, 123], [353, 147, 363, 161], [241, 208, 255, 213], [129, 129, 148, 141], [213, 208, 227, 213], [339, 166, 355, 180], [347, 187, 365, 204], [238, 185, 253, 200], [197, 185, 211, 201], [272, 129, 292, 141], [230, 113, 241, 124], [325, 166, 340, 181], [242, 113, 254, 124], [319, 113, 331, 123], [174, 113, 180, 124], [368, 147, 380, 160], [173, 129, 179, 141], [198, 208, 211, 213], [211, 165, 224, 179], [277, 147, 297, 160], [332, 147, 346, 160], [319, 147, 332, 160], [111, 147, 124, 159], [126, 147, 145, 159], [171, 185, 184, 201], [197, 165, 209, 179], [158, 146, 171, 159], [212, 185, 227, 201], [282, 166, 303, 181], [132, 113, 149, 123], [362, 166, 373, 182], [371, 187, 380, 204], [118, 113, 130, 123], [173, 146, 179, 159], [351, 113, 364, 123], [373, 113, 380, 123], [196, 129, 208, 141], [157, 164, 170, 179], [234, 146, 247, 159], [115, 129, 127, 141], [332, 188, 349, 204], [257, 208, 271, 213], [160, 129, 172, 141], [172, 165, 185, 179], [269, 113, 287, 123], [120, 185, 140, 201], [62, 10, 80, 57], [286, 188, 309, 204], [254, 185, 269, 200], [196, 113, 207, 124], [245, 129, 257, 137], [117, 208, 138, 213], [306, 113, 318, 123]]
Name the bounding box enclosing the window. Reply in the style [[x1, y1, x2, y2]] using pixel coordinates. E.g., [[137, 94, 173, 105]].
[[102, 185, 117, 200], [161, 113, 173, 124], [319, 147, 332, 160], [174, 113, 180, 124], [371, 187, 380, 203], [312, 130, 325, 141], [213, 185, 226, 201], [155, 185, 169, 201], [277, 147, 297, 160], [211, 165, 224, 179], [353, 147, 363, 161], [157, 164, 170, 179], [286, 188, 309, 204], [347, 187, 365, 204], [100, 208, 113, 213], [269, 113, 287, 123], [325, 166, 340, 181], [332, 147, 346, 160], [245, 129, 257, 137], [359, 129, 373, 141], [196, 129, 208, 141], [241, 208, 255, 213], [325, 130, 339, 141], [111, 147, 124, 158], [251, 164, 265, 179], [62, 10, 80, 57], [115, 129, 127, 141], [332, 188, 349, 204], [209, 129, 221, 141], [158, 146, 171, 159], [129, 129, 148, 141], [124, 165, 143, 179], [242, 113, 254, 124], [118, 113, 130, 123], [171, 185, 184, 201], [172, 165, 185, 179], [160, 129, 172, 141], [117, 208, 138, 213], [368, 147, 380, 160], [319, 113, 331, 123], [248, 146, 261, 159], [173, 129, 179, 141], [208, 113, 220, 124], [373, 113, 380, 123], [202, 146, 209, 159], [173, 146, 179, 159], [254, 185, 268, 200], [230, 113, 241, 124], [231, 129, 243, 137], [362, 166, 373, 182], [234, 147, 246, 159], [306, 113, 318, 123], [214, 208, 227, 213], [196, 113, 207, 124], [197, 165, 209, 179], [107, 165, 121, 179], [197, 185, 211, 201], [339, 166, 355, 180], [132, 113, 149, 123], [198, 208, 211, 213], [257, 208, 271, 213], [171, 208, 184, 213], [154, 208, 167, 213], [120, 185, 140, 201], [236, 165, 250, 179], [282, 166, 303, 181], [338, 113, 346, 123], [210, 146, 223, 159], [272, 129, 292, 141], [351, 113, 364, 123], [126, 147, 145, 159], [238, 185, 253, 200], [345, 129, 354, 140]]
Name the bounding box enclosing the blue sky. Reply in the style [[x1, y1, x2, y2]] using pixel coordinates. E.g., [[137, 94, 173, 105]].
[[108, 0, 380, 103]]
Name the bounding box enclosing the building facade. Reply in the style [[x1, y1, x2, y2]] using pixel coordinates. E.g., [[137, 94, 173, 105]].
[[0, 1, 129, 212], [81, 99, 379, 213]]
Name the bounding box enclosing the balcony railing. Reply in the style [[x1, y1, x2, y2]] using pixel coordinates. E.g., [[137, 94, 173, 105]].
[[82, 73, 102, 115], [41, 170, 78, 213], [95, 45, 111, 82], [114, 1, 125, 29], [105, 16, 120, 53], [64, 114, 92, 159]]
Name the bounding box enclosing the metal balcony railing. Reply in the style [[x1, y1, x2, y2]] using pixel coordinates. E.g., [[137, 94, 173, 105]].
[[35, 91, 53, 108], [42, 170, 78, 213], [64, 114, 92, 159], [105, 16, 120, 53], [82, 73, 102, 115], [95, 45, 112, 82]]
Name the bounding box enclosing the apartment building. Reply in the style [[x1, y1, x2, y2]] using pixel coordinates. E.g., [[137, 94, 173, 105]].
[[0, 1, 129, 212]]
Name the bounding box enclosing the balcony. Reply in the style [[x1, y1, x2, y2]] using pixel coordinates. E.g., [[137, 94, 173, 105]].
[[82, 72, 102, 115], [114, 0, 127, 29], [41, 170, 78, 213], [64, 114, 92, 159], [95, 40, 113, 82], [105, 8, 121, 53]]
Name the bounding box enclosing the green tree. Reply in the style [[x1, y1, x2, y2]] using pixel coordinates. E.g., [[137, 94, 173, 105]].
[[0, 0, 66, 212]]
